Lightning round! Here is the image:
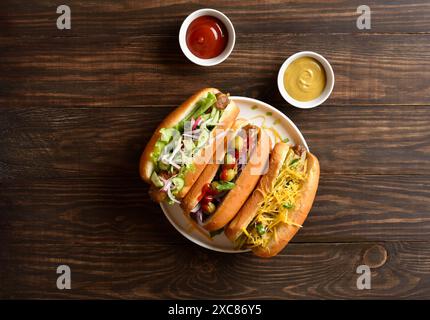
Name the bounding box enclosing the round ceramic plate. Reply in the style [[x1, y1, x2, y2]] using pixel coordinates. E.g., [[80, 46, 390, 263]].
[[160, 96, 309, 253]]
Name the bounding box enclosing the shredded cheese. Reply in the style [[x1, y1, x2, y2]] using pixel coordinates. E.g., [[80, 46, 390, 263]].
[[241, 149, 307, 248]]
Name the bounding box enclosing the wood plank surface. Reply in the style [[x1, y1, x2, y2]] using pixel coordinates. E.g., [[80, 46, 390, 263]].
[[1, 175, 429, 245], [1, 0, 430, 36], [1, 34, 430, 107], [1, 241, 429, 299], [1, 106, 429, 178]]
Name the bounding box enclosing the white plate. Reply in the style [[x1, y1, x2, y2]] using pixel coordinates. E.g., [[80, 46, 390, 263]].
[[160, 96, 309, 253]]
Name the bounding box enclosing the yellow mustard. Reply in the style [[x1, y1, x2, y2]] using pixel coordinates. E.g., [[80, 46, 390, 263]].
[[284, 57, 326, 102]]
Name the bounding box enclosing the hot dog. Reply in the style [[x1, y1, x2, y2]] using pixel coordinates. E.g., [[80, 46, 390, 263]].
[[225, 142, 320, 257], [181, 120, 271, 231], [140, 88, 239, 203]]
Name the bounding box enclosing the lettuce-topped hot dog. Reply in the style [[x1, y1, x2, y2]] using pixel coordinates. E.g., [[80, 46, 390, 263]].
[[140, 88, 239, 204], [225, 142, 320, 257]]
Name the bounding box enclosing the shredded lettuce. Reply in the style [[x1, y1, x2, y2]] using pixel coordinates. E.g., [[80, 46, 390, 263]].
[[151, 140, 166, 163], [159, 128, 177, 143], [176, 92, 217, 132], [196, 128, 210, 149], [189, 92, 217, 121]]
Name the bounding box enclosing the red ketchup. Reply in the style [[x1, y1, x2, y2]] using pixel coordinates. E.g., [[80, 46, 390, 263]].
[[186, 15, 228, 59]]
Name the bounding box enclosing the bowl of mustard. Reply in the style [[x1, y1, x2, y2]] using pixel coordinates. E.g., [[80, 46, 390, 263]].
[[277, 51, 334, 109]]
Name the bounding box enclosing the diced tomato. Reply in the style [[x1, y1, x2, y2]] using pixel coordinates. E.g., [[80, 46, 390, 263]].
[[199, 183, 217, 202], [220, 169, 228, 181], [202, 183, 212, 195], [201, 195, 214, 204]]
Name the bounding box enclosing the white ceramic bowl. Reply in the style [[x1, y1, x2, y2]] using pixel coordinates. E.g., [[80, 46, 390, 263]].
[[179, 8, 236, 66], [277, 51, 335, 109]]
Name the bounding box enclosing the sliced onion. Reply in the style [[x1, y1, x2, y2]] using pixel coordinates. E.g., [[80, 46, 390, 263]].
[[183, 132, 201, 141], [190, 117, 195, 131], [193, 131, 202, 140], [169, 137, 182, 160], [193, 116, 202, 130], [161, 179, 172, 192], [167, 186, 180, 204], [159, 155, 169, 164], [169, 159, 181, 169], [158, 176, 168, 188], [182, 133, 194, 138], [162, 174, 180, 203], [190, 203, 201, 213], [191, 209, 203, 224]]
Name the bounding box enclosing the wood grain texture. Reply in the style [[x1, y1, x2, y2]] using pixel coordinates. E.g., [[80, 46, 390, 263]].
[[1, 241, 429, 299], [1, 106, 429, 179], [1, 175, 429, 245], [1, 0, 430, 37], [1, 0, 430, 299], [1, 34, 430, 107]]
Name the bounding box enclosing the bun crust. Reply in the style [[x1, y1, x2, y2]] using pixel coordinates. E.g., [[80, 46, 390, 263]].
[[180, 162, 219, 213]]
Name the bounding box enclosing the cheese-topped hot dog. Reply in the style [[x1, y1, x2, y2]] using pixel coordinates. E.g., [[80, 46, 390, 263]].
[[225, 142, 320, 257]]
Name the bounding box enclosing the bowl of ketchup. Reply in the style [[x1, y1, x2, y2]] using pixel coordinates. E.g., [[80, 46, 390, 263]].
[[179, 8, 235, 66]]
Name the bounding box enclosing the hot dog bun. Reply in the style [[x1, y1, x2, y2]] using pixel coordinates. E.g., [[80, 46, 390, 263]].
[[140, 88, 239, 201], [225, 142, 320, 257]]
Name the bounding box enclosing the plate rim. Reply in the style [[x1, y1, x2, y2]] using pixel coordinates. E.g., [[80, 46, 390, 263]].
[[159, 96, 309, 253]]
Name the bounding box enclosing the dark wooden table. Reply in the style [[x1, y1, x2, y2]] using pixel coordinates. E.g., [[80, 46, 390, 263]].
[[1, 1, 429, 299]]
